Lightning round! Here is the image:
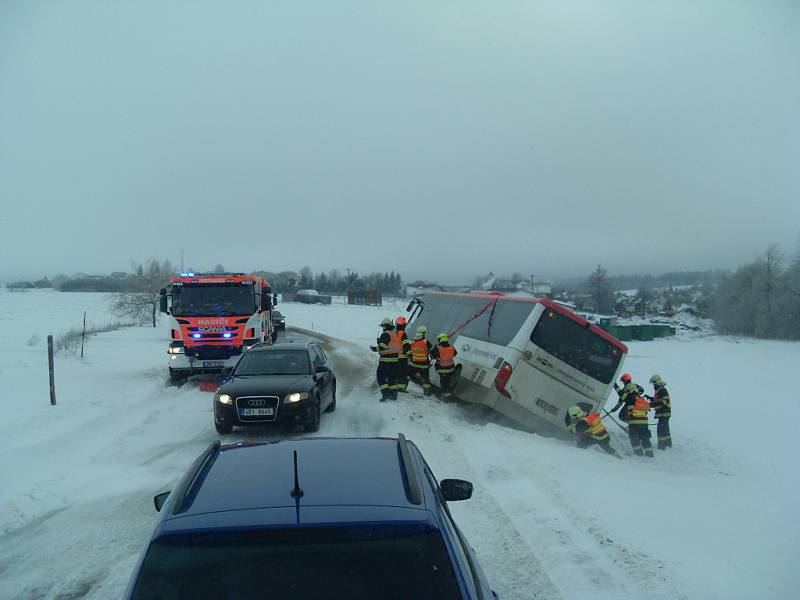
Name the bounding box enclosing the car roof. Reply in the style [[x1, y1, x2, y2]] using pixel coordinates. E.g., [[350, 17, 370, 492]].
[[160, 438, 431, 532]]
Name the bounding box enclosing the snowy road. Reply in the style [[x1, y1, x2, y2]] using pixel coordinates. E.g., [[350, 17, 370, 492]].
[[1, 291, 797, 599]]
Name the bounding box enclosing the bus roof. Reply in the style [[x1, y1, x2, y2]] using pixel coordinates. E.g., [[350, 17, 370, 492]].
[[424, 292, 627, 353]]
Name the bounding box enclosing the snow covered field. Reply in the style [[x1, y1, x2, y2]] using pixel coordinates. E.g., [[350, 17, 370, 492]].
[[1, 290, 797, 599]]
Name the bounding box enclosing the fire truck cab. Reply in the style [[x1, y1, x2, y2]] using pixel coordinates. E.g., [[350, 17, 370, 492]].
[[159, 273, 276, 383]]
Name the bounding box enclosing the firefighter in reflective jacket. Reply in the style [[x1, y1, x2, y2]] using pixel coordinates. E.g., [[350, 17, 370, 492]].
[[408, 325, 433, 395], [647, 374, 672, 450], [430, 333, 458, 400], [370, 318, 402, 401], [611, 372, 653, 457], [393, 316, 412, 393], [565, 405, 620, 457]]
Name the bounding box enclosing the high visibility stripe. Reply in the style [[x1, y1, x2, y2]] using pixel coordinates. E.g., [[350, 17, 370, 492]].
[[409, 362, 429, 369], [379, 357, 399, 363]]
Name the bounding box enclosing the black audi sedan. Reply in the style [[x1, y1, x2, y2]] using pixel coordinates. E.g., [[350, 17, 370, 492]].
[[213, 341, 336, 434]]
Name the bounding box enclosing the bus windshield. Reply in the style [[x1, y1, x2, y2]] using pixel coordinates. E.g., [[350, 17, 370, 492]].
[[171, 285, 255, 317], [530, 310, 622, 384], [131, 525, 460, 600]]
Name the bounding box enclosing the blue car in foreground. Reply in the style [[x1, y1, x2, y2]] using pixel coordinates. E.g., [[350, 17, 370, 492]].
[[124, 435, 496, 599]]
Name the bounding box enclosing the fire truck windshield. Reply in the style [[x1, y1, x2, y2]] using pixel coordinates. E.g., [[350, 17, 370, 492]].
[[171, 285, 256, 317]]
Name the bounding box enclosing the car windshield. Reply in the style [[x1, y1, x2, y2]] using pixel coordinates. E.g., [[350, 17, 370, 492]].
[[273, 311, 283, 318], [171, 285, 255, 317], [234, 350, 310, 376], [131, 525, 460, 600]]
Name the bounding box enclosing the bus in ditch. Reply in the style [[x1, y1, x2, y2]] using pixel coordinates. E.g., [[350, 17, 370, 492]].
[[159, 273, 277, 383], [407, 291, 628, 435]]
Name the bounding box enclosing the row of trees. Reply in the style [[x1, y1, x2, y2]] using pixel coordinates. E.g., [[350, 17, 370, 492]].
[[711, 245, 800, 340], [261, 267, 404, 295]]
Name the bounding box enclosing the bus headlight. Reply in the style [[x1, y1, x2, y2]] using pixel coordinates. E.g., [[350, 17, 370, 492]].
[[284, 392, 309, 403], [216, 393, 233, 405]]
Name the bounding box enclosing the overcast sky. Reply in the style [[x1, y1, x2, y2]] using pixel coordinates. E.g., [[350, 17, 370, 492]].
[[1, 0, 798, 284]]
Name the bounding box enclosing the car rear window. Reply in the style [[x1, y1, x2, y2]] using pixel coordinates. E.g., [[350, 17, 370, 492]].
[[234, 350, 310, 375], [132, 525, 462, 599]]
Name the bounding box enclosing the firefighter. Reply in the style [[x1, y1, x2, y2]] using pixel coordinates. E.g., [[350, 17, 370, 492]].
[[370, 318, 402, 401], [647, 374, 672, 450], [611, 373, 653, 457], [565, 405, 620, 457], [408, 325, 433, 395], [431, 332, 458, 400], [393, 316, 412, 393]]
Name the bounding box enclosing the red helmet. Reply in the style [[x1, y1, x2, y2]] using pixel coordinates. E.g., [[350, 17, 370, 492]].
[[395, 316, 407, 326], [620, 373, 632, 383]]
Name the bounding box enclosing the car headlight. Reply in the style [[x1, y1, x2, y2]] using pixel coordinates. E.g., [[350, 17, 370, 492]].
[[284, 392, 309, 403], [216, 393, 233, 405], [167, 346, 184, 354]]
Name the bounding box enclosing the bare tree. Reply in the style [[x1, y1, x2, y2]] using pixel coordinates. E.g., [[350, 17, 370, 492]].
[[109, 258, 172, 327], [588, 265, 614, 314]]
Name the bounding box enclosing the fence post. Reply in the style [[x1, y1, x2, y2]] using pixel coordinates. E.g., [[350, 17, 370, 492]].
[[152, 302, 156, 327], [47, 335, 56, 406], [80, 310, 87, 358]]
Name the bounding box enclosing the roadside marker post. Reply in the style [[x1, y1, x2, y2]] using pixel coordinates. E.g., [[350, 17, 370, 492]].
[[47, 334, 56, 406]]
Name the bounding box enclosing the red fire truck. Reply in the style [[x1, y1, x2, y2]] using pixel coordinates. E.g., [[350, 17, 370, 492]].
[[159, 273, 276, 383]]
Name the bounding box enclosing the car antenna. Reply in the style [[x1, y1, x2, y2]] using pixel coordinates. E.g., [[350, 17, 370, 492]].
[[291, 450, 304, 498]]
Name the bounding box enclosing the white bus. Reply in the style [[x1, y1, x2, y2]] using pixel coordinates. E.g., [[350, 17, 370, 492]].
[[408, 292, 628, 435]]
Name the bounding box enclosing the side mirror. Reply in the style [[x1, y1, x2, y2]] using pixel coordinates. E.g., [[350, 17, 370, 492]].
[[440, 479, 473, 502], [159, 294, 168, 314], [272, 295, 278, 307], [315, 364, 329, 373], [153, 491, 171, 512]]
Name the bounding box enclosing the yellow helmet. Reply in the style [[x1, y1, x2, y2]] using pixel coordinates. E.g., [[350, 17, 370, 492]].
[[415, 325, 427, 339], [380, 317, 393, 328], [567, 405, 585, 419], [437, 332, 449, 343], [649, 374, 664, 386]]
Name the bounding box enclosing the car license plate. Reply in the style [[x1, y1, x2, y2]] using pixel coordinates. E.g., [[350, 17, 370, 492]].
[[241, 408, 274, 416], [203, 361, 224, 368]]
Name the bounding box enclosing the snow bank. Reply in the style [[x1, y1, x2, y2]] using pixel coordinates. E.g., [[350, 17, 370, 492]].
[[1, 290, 797, 599]]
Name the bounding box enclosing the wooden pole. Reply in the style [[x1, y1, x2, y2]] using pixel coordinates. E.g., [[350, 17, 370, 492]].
[[47, 335, 56, 406], [80, 310, 87, 358], [152, 301, 156, 327]]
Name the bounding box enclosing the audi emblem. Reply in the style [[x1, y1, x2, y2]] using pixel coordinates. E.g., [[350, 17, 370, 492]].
[[248, 399, 267, 407]]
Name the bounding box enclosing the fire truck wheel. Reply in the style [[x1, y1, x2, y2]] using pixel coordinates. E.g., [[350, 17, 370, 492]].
[[169, 368, 186, 386]]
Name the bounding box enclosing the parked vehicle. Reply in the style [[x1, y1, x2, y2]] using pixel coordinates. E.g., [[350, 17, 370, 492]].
[[408, 291, 628, 435], [296, 288, 321, 303], [124, 435, 496, 599], [213, 341, 335, 433], [271, 309, 286, 331], [159, 273, 277, 382]]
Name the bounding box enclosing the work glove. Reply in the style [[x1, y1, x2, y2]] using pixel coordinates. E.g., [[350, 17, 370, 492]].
[[369, 345, 377, 352]]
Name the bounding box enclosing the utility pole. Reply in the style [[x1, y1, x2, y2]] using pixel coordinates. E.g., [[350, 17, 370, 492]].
[[345, 268, 352, 290], [530, 274, 535, 294]]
